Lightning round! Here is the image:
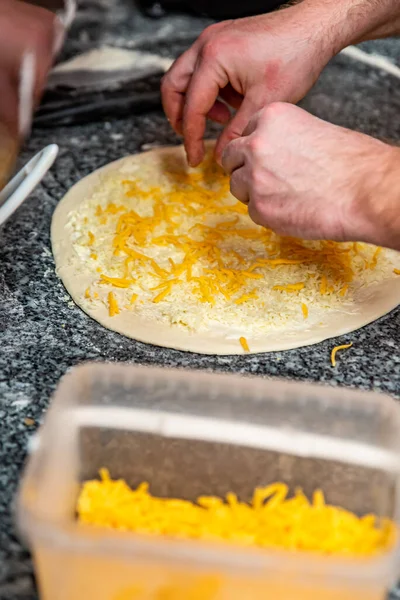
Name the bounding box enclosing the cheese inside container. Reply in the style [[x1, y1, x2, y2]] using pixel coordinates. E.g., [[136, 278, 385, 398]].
[[17, 364, 400, 600]]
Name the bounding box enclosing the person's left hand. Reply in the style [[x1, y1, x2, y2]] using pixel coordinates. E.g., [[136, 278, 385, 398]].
[[0, 0, 61, 188], [221, 102, 400, 249]]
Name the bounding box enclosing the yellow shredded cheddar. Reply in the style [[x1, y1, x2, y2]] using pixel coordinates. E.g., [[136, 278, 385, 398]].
[[77, 470, 396, 557], [273, 283, 305, 293], [84, 287, 90, 299], [394, 269, 400, 275], [239, 336, 250, 352], [130, 293, 138, 304], [331, 342, 353, 367], [369, 246, 382, 269], [153, 282, 173, 303], [108, 292, 120, 317], [235, 291, 259, 305], [319, 275, 328, 295], [70, 147, 396, 338], [100, 274, 135, 288]]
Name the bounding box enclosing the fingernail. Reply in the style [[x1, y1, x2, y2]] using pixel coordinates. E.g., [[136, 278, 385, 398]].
[[187, 153, 198, 168], [18, 50, 36, 139], [56, 0, 77, 30], [52, 15, 66, 57]]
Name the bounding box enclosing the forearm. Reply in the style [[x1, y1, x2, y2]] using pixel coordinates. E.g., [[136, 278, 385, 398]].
[[361, 146, 400, 251], [348, 0, 400, 42], [299, 0, 400, 59]]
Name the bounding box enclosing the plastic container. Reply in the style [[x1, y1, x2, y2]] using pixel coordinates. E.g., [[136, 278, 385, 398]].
[[17, 363, 400, 600]]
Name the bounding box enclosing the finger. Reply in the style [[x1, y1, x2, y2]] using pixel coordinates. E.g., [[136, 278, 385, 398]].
[[221, 137, 246, 174], [230, 166, 249, 204], [242, 110, 260, 137], [248, 200, 264, 227], [219, 84, 243, 110], [183, 63, 228, 167], [161, 46, 200, 135], [215, 96, 258, 164], [207, 99, 231, 124]]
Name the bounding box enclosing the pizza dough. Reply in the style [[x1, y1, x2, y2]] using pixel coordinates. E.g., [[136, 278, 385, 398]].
[[51, 142, 400, 355]]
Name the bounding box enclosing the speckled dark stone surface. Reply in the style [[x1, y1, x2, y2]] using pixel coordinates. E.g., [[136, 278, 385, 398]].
[[0, 1, 400, 598]]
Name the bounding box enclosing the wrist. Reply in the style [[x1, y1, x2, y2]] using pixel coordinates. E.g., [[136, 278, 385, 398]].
[[300, 0, 398, 57], [358, 146, 400, 250]]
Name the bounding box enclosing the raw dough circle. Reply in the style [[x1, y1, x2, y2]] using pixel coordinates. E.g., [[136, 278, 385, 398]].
[[52, 144, 400, 355]]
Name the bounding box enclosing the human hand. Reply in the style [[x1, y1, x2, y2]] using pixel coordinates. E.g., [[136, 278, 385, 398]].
[[161, 2, 339, 167], [221, 102, 400, 250], [0, 0, 61, 139], [0, 0, 64, 188]]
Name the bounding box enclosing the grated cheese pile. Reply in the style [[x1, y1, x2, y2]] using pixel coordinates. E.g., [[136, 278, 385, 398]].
[[77, 469, 396, 557], [67, 148, 400, 340]]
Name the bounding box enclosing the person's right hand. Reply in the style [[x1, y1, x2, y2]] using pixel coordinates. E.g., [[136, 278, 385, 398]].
[[222, 102, 400, 249], [161, 2, 338, 168]]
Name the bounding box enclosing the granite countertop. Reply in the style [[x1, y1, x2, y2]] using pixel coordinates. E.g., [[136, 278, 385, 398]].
[[0, 1, 400, 598]]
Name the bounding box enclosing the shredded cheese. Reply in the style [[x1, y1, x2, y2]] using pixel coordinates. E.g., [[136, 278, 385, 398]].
[[331, 342, 353, 367], [301, 303, 308, 319], [239, 336, 250, 352], [67, 147, 400, 338], [100, 274, 135, 288], [320, 275, 328, 295], [394, 269, 400, 275], [153, 282, 174, 303], [235, 291, 259, 305], [369, 247, 382, 269], [108, 291, 120, 317], [77, 469, 396, 557], [273, 283, 305, 293]]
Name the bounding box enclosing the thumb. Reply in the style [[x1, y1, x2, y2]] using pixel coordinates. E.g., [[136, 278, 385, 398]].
[[215, 96, 258, 165]]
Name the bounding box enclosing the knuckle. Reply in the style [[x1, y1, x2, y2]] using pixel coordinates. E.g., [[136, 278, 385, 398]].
[[199, 22, 220, 41], [161, 68, 178, 90], [248, 201, 264, 226], [260, 101, 286, 122], [229, 169, 239, 190], [248, 135, 264, 156], [201, 40, 220, 62], [251, 188, 266, 211], [160, 74, 170, 93]]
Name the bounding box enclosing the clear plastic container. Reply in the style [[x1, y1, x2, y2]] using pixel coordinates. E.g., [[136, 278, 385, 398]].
[[17, 363, 400, 600]]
